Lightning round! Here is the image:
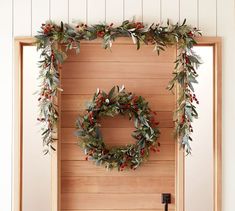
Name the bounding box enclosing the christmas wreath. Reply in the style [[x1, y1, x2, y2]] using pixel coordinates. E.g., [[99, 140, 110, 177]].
[[75, 86, 160, 170]]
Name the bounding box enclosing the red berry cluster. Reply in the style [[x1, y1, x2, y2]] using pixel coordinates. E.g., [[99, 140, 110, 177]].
[[120, 163, 128, 171], [95, 91, 105, 108], [88, 111, 94, 124], [38, 89, 53, 101], [131, 95, 139, 111], [187, 31, 194, 37], [150, 116, 159, 127], [96, 23, 114, 38], [76, 23, 88, 28], [150, 145, 160, 153], [182, 53, 190, 64], [133, 22, 144, 29], [181, 114, 186, 124], [97, 30, 105, 38], [75, 23, 88, 33], [190, 93, 199, 104], [41, 23, 54, 35], [37, 117, 45, 122], [180, 114, 194, 132]]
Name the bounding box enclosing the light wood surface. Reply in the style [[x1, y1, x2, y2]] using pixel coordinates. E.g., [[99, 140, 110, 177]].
[[61, 161, 175, 177], [61, 193, 175, 210], [61, 62, 174, 79], [60, 42, 176, 210], [61, 176, 174, 193], [212, 37, 222, 211], [61, 78, 173, 95]]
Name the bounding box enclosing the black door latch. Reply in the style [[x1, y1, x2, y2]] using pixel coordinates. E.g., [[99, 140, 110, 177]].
[[162, 193, 171, 211]]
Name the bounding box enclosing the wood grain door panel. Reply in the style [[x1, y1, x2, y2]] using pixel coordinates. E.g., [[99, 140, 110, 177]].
[[60, 42, 176, 211]]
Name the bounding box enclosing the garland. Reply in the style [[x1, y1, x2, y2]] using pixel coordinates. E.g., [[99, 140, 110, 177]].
[[75, 86, 160, 170], [35, 19, 201, 155]]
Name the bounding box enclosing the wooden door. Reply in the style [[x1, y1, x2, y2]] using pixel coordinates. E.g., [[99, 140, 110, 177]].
[[60, 40, 176, 211]]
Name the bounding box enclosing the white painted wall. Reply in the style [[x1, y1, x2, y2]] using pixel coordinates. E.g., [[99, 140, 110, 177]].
[[0, 0, 234, 211], [22, 46, 51, 211], [185, 46, 214, 211]]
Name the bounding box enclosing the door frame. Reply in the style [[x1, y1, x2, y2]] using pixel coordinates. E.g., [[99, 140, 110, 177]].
[[176, 37, 222, 211], [13, 36, 222, 211]]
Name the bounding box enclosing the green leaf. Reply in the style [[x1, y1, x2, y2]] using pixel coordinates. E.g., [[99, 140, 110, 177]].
[[108, 86, 116, 99]]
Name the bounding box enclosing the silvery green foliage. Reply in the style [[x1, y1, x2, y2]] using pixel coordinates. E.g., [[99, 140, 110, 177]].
[[35, 19, 202, 155]]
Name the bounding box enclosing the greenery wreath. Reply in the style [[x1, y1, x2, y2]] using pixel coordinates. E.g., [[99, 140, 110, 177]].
[[75, 86, 160, 170], [35, 19, 202, 155]]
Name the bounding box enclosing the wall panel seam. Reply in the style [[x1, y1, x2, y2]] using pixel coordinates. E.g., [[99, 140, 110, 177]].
[[30, 0, 32, 36], [86, 0, 88, 24], [49, 0, 51, 20], [179, 0, 181, 23], [68, 0, 70, 24], [123, 0, 125, 21], [141, 0, 143, 22], [216, 0, 218, 36], [104, 0, 106, 23]]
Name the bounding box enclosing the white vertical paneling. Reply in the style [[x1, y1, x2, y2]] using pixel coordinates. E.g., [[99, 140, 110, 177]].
[[51, 0, 68, 23], [161, 0, 180, 23], [106, 0, 124, 24], [0, 0, 12, 211], [198, 0, 216, 36], [32, 0, 50, 35], [180, 0, 198, 27], [124, 0, 142, 21], [217, 0, 235, 210], [14, 0, 31, 36], [143, 0, 161, 24], [87, 0, 105, 24], [69, 0, 87, 25]]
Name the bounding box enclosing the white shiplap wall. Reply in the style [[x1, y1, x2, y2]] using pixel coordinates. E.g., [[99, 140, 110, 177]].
[[12, 0, 220, 36], [0, 0, 235, 211]]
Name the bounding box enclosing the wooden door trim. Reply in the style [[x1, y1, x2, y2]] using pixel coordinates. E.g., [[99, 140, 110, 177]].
[[176, 37, 222, 211], [13, 37, 35, 211], [13, 36, 222, 211]]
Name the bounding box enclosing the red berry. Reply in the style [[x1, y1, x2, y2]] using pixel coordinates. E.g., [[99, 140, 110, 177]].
[[187, 31, 194, 37], [97, 31, 105, 38], [150, 147, 157, 152], [141, 148, 145, 156], [185, 57, 190, 64]]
